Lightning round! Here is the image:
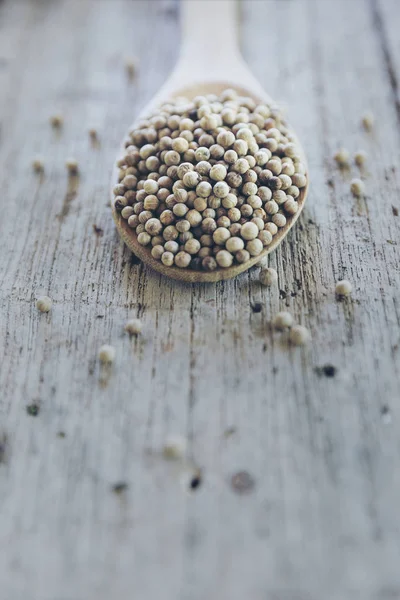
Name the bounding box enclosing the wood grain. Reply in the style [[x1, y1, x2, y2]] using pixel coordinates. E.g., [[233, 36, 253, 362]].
[[0, 1, 400, 599]]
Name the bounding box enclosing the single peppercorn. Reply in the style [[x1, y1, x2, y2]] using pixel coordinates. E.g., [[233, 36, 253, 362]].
[[125, 318, 142, 335], [98, 345, 116, 364], [335, 280, 352, 297], [354, 150, 367, 166], [36, 296, 52, 313], [259, 267, 278, 286], [163, 435, 187, 459], [361, 111, 374, 131], [273, 311, 293, 330], [289, 325, 310, 346], [334, 148, 350, 167], [350, 178, 365, 197]]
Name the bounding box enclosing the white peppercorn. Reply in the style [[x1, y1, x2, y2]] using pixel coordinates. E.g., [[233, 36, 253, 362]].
[[203, 256, 217, 271], [210, 164, 227, 181], [259, 267, 277, 286], [163, 435, 187, 460], [213, 181, 230, 198], [216, 249, 233, 268], [225, 236, 244, 253], [273, 311, 293, 331], [36, 296, 52, 313], [185, 238, 201, 254], [265, 222, 278, 235], [172, 137, 189, 153], [335, 279, 352, 296], [161, 251, 174, 266], [292, 173, 307, 188], [151, 235, 164, 247], [144, 179, 159, 195], [151, 245, 164, 260], [246, 238, 263, 256], [99, 345, 116, 364], [258, 230, 273, 246], [287, 185, 300, 198], [236, 249, 250, 263], [265, 200, 279, 215], [137, 232, 151, 246], [272, 213, 287, 228], [361, 111, 374, 131], [251, 217, 264, 231], [196, 181, 212, 197], [350, 178, 365, 197], [125, 318, 142, 335], [284, 197, 298, 215], [164, 240, 179, 254], [121, 206, 134, 220], [289, 325, 310, 346], [213, 227, 231, 245], [186, 209, 202, 227], [241, 221, 258, 240], [354, 150, 367, 166], [258, 186, 272, 201], [145, 217, 163, 236], [334, 148, 350, 167], [175, 251, 191, 268]]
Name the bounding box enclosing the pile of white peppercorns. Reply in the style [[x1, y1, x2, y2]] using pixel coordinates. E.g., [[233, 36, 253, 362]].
[[113, 89, 307, 271]]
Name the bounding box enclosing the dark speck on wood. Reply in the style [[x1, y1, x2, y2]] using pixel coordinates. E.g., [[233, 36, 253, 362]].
[[26, 404, 40, 417], [112, 482, 128, 494], [92, 224, 104, 236], [315, 364, 337, 377], [251, 302, 263, 313], [230, 471, 256, 494]]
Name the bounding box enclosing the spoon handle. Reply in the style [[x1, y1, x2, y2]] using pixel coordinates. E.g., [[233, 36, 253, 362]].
[[179, 0, 242, 77]]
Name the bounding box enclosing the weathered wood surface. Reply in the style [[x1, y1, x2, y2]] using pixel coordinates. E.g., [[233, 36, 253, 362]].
[[0, 1, 400, 598]]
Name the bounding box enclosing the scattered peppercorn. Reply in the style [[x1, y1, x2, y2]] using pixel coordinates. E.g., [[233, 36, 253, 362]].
[[36, 296, 52, 313], [350, 178, 365, 197], [354, 150, 367, 166], [335, 279, 352, 297], [289, 325, 310, 346], [125, 318, 142, 335], [361, 111, 374, 131], [163, 434, 187, 459], [259, 267, 278, 286], [333, 148, 350, 167], [114, 90, 307, 271], [98, 344, 116, 364], [272, 311, 293, 330]]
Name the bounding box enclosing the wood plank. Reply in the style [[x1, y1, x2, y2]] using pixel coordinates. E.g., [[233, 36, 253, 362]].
[[0, 0, 400, 598]]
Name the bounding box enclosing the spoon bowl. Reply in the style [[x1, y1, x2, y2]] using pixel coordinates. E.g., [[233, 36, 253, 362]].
[[111, 2, 308, 283]]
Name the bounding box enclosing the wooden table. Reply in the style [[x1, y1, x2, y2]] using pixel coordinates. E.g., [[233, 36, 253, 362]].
[[1, 1, 400, 598]]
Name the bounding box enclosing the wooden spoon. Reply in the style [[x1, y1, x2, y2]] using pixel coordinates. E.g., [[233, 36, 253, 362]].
[[111, 0, 308, 283]]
